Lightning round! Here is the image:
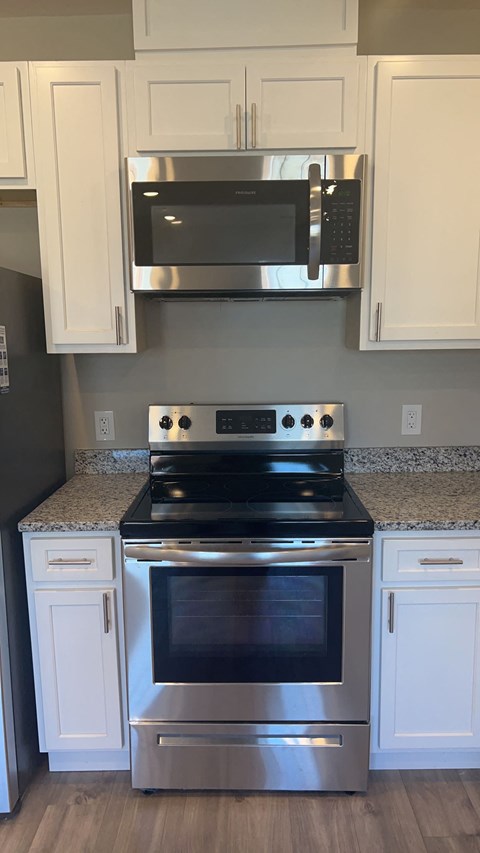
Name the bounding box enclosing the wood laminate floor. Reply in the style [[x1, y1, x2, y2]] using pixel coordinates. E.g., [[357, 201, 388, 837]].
[[1, 765, 480, 852]]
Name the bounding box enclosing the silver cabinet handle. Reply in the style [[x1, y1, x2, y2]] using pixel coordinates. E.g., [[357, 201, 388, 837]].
[[251, 102, 257, 149], [307, 163, 322, 281], [388, 592, 395, 634], [103, 592, 110, 634], [235, 104, 242, 150], [375, 302, 382, 341], [419, 557, 464, 566], [47, 558, 93, 566], [115, 305, 123, 346]]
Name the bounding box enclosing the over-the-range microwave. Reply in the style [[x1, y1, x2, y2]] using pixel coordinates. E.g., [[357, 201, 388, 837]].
[[126, 154, 365, 299]]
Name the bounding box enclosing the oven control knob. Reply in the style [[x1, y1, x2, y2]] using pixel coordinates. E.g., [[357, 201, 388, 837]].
[[320, 414, 334, 430], [159, 415, 173, 430], [178, 415, 192, 430], [282, 414, 295, 429], [301, 414, 314, 429]]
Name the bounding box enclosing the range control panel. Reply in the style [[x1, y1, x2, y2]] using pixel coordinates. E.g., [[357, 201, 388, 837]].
[[149, 403, 344, 449]]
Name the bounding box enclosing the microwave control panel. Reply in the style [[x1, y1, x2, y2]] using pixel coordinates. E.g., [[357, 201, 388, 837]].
[[320, 180, 361, 266]]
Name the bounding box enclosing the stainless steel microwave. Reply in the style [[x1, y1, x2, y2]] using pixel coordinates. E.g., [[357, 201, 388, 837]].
[[126, 154, 365, 299]]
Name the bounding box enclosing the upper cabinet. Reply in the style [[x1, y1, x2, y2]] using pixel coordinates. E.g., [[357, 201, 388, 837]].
[[31, 63, 140, 354], [132, 0, 358, 52], [127, 58, 365, 153], [352, 56, 480, 351], [0, 62, 35, 188]]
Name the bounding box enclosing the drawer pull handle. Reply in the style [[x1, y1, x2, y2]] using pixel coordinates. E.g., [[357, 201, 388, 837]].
[[47, 558, 93, 567], [388, 592, 395, 634], [418, 558, 464, 566], [103, 593, 110, 634]]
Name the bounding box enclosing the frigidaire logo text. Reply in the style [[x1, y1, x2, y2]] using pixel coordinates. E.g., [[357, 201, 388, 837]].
[[235, 190, 257, 195]]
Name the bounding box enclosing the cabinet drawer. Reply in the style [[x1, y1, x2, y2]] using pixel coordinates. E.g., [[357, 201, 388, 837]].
[[382, 538, 480, 582], [30, 537, 114, 582]]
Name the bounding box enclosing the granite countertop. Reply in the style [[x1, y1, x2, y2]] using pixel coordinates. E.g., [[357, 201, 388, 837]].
[[348, 471, 480, 532], [18, 474, 147, 533], [18, 464, 480, 534]]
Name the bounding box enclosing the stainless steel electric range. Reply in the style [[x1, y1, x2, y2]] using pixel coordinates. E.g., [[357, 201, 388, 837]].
[[120, 403, 373, 793]]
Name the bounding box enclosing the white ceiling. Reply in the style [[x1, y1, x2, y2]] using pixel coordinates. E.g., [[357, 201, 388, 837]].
[[0, 0, 131, 16]]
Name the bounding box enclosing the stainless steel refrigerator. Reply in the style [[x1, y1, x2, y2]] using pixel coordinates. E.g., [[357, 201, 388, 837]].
[[0, 267, 65, 814]]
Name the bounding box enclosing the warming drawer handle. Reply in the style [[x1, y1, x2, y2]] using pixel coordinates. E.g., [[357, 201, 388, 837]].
[[48, 558, 93, 567], [157, 734, 342, 748], [123, 542, 371, 565], [308, 162, 322, 281], [419, 557, 464, 566]]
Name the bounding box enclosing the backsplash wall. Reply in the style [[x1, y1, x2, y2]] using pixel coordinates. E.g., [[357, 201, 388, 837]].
[[61, 298, 480, 472]]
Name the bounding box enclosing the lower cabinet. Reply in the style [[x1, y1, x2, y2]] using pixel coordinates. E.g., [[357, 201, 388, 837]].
[[34, 588, 123, 751], [372, 531, 480, 769], [379, 586, 480, 750], [23, 532, 129, 771]]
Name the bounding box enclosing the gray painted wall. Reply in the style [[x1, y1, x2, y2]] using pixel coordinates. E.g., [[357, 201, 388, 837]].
[[1, 1, 480, 470]]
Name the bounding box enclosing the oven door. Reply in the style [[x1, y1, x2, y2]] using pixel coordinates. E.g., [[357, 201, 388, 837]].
[[123, 539, 372, 723]]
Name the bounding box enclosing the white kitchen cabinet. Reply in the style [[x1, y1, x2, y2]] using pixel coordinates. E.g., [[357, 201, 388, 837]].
[[31, 62, 140, 353], [352, 56, 480, 351], [379, 586, 480, 751], [128, 58, 364, 153], [371, 530, 480, 770], [34, 588, 123, 751], [132, 0, 358, 52], [0, 62, 35, 187], [23, 531, 129, 771]]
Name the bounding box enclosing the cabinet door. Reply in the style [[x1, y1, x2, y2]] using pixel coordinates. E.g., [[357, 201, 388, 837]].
[[247, 59, 362, 150], [371, 59, 480, 342], [34, 588, 123, 751], [129, 63, 246, 152], [0, 63, 27, 180], [32, 64, 129, 348], [379, 587, 480, 750], [132, 0, 358, 51]]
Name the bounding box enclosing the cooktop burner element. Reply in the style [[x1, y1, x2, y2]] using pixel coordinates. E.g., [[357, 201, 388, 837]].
[[120, 403, 373, 540]]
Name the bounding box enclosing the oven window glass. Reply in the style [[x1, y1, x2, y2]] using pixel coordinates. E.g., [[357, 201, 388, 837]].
[[150, 566, 343, 683], [131, 180, 310, 267]]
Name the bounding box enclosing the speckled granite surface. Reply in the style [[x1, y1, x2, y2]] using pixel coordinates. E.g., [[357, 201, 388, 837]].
[[18, 474, 147, 532], [75, 449, 149, 474], [345, 446, 480, 473], [348, 472, 480, 531]]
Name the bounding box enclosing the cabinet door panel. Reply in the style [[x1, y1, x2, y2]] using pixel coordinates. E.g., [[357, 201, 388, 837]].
[[131, 64, 245, 152], [247, 59, 361, 150], [371, 60, 480, 342], [380, 587, 480, 750], [33, 65, 127, 346], [34, 588, 122, 751], [0, 64, 25, 179], [132, 0, 358, 51]]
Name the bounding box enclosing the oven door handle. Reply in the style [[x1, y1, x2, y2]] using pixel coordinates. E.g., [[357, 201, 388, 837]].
[[123, 541, 371, 565]]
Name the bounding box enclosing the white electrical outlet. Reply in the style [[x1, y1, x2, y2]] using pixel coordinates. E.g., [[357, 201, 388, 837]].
[[401, 404, 422, 435], [94, 410, 115, 441]]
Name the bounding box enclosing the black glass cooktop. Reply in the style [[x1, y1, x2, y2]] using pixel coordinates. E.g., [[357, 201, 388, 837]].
[[120, 474, 373, 539]]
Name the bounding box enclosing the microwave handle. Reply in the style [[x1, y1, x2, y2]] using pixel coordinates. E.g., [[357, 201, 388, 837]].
[[308, 163, 322, 280]]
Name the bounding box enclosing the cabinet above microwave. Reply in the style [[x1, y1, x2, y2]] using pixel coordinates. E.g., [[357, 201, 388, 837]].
[[126, 154, 365, 299]]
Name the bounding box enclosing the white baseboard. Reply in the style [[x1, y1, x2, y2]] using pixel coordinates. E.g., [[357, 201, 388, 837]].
[[48, 749, 130, 772], [370, 750, 480, 770]]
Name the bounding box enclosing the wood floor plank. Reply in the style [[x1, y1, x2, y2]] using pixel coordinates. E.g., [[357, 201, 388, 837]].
[[424, 838, 480, 853], [111, 790, 170, 853], [0, 763, 55, 853], [214, 793, 294, 853], [351, 770, 428, 853], [288, 793, 359, 853], [402, 770, 480, 839]]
